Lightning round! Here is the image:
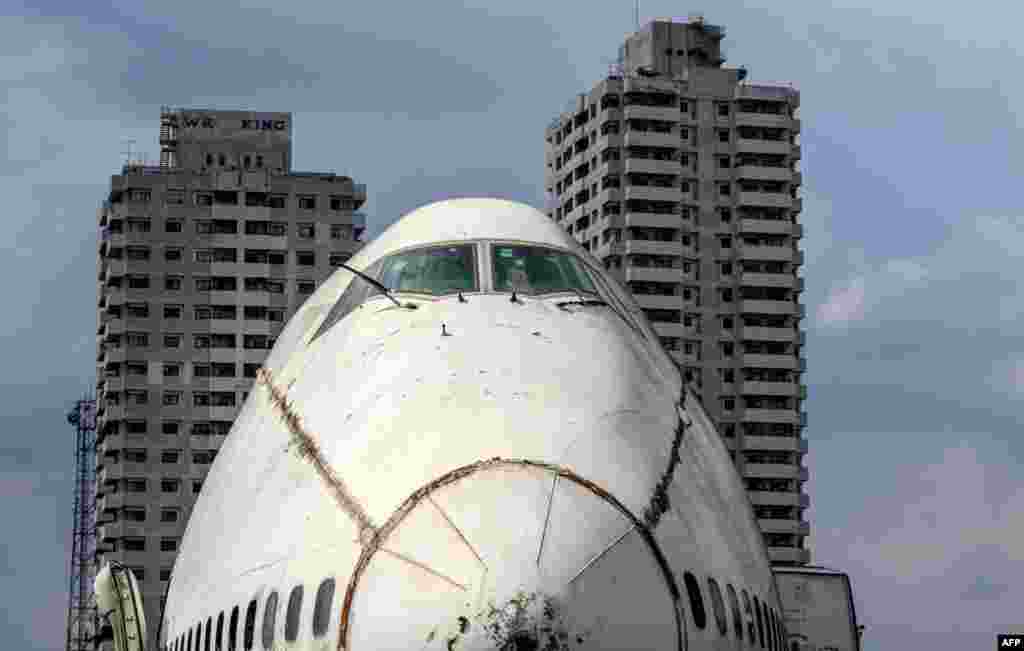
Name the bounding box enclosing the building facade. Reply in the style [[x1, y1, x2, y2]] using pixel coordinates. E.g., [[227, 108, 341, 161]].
[[93, 109, 366, 645], [544, 18, 810, 565]]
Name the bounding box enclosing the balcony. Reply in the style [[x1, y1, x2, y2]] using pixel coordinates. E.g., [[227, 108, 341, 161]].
[[595, 187, 623, 206], [623, 131, 677, 148], [740, 353, 799, 369], [742, 436, 808, 454], [624, 240, 684, 257], [595, 132, 624, 152], [767, 547, 812, 564], [624, 211, 681, 229], [736, 138, 791, 155], [625, 266, 682, 284], [737, 192, 793, 209], [739, 299, 799, 315], [738, 245, 795, 262], [634, 294, 683, 310], [741, 381, 798, 396], [623, 104, 682, 123], [624, 185, 682, 203], [748, 490, 810, 508], [744, 408, 800, 424], [650, 322, 686, 338], [739, 272, 798, 289], [758, 519, 811, 536], [624, 158, 680, 176], [744, 463, 805, 479], [734, 112, 794, 129], [739, 219, 797, 236], [733, 165, 792, 182]]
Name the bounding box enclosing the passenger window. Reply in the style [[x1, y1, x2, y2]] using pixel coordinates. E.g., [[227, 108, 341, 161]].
[[492, 244, 598, 296], [205, 617, 212, 651], [229, 606, 239, 651], [707, 577, 728, 636], [377, 244, 478, 295], [683, 572, 707, 630], [215, 612, 224, 651], [285, 585, 304, 642], [243, 600, 257, 650], [187, 629, 192, 651], [753, 596, 765, 648], [313, 578, 336, 638], [772, 609, 780, 651], [195, 623, 201, 651], [742, 590, 755, 642], [726, 583, 743, 640], [262, 591, 278, 650]]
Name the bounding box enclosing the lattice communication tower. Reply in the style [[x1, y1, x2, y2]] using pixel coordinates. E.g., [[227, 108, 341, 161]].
[[64, 397, 99, 651]]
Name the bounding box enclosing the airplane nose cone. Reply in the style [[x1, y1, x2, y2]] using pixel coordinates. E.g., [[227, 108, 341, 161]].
[[341, 460, 683, 650]]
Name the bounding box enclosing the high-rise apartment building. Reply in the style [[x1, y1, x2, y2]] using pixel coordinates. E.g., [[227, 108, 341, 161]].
[[93, 109, 366, 644], [544, 18, 810, 565]]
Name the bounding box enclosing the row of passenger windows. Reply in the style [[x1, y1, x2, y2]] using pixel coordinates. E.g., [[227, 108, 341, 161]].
[[684, 571, 786, 651], [165, 579, 335, 651]]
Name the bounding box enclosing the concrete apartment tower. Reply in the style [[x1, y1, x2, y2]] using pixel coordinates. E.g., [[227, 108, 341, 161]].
[[544, 18, 809, 565], [93, 109, 366, 646]]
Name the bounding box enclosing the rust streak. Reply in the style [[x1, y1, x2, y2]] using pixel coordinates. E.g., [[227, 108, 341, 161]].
[[256, 367, 377, 541], [427, 495, 487, 570], [377, 547, 469, 592]]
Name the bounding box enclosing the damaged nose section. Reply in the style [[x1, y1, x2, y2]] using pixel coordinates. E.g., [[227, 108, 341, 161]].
[[340, 459, 684, 650]]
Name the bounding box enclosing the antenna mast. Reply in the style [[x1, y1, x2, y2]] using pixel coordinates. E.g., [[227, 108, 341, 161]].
[[64, 397, 99, 651]]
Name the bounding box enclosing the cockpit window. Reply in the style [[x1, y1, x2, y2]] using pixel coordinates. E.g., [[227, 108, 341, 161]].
[[310, 244, 478, 343], [376, 244, 477, 295], [491, 244, 597, 296]]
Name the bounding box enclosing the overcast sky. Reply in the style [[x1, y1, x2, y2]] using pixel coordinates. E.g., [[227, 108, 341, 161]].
[[2, 1, 1022, 649]]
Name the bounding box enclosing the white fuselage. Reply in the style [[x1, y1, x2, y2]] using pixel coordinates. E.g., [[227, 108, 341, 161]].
[[161, 199, 788, 651]]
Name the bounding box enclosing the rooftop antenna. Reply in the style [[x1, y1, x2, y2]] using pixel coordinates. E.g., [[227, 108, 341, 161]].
[[120, 139, 136, 166], [634, 0, 640, 32]]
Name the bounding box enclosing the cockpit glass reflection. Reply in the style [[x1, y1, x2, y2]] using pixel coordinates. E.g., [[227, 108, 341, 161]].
[[491, 245, 597, 296], [375, 244, 477, 296]]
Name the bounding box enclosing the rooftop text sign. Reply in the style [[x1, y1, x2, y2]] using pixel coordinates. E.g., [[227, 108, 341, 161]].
[[165, 115, 288, 131]]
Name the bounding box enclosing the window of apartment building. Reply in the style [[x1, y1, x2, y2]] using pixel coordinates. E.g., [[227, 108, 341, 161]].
[[722, 396, 736, 411], [125, 246, 150, 261], [718, 155, 731, 169], [721, 341, 735, 357], [328, 252, 351, 267], [297, 223, 315, 239], [243, 335, 275, 350], [193, 391, 211, 407], [125, 420, 147, 435], [160, 509, 179, 523], [718, 182, 731, 197], [717, 102, 730, 117], [162, 391, 182, 406], [244, 248, 287, 264], [330, 196, 355, 211], [720, 236, 732, 249], [165, 219, 183, 233], [160, 568, 173, 581], [126, 274, 150, 289], [164, 275, 183, 291], [126, 218, 151, 233], [243, 363, 260, 378], [211, 363, 235, 378], [722, 368, 735, 383], [196, 219, 238, 235], [296, 251, 315, 266], [123, 537, 145, 552], [163, 304, 183, 319], [721, 316, 734, 330], [721, 287, 734, 304], [165, 189, 186, 205], [192, 480, 203, 494], [298, 195, 317, 210], [160, 538, 179, 552], [717, 128, 730, 143], [680, 127, 689, 141], [163, 334, 182, 349], [164, 247, 183, 262], [243, 277, 285, 293], [161, 421, 180, 435], [106, 247, 124, 260], [125, 332, 149, 347], [195, 191, 213, 206], [125, 478, 147, 493], [124, 361, 146, 376], [680, 180, 691, 194], [161, 450, 181, 464], [195, 276, 237, 291], [719, 207, 732, 223], [123, 507, 145, 522], [245, 221, 287, 236], [161, 478, 180, 493], [193, 450, 216, 464], [125, 303, 148, 318], [720, 262, 733, 276], [722, 423, 736, 438], [297, 280, 315, 294], [124, 449, 146, 463], [679, 100, 689, 113], [195, 248, 238, 263]]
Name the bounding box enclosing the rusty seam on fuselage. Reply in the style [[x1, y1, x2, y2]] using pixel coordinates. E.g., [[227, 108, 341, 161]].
[[641, 390, 690, 531], [337, 456, 685, 651]]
